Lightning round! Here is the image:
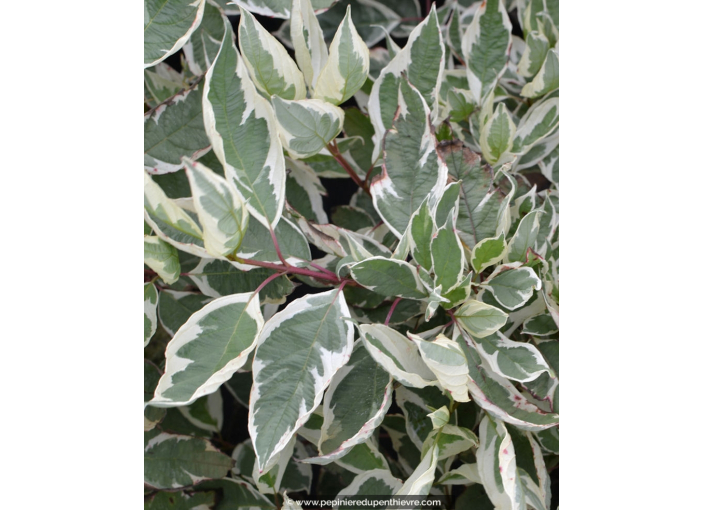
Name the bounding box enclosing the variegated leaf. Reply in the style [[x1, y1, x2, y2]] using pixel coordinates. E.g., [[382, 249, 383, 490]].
[[157, 290, 212, 336], [477, 414, 524, 510], [143, 429, 232, 488], [303, 342, 393, 464], [513, 98, 559, 154], [456, 327, 559, 431], [203, 22, 286, 228], [145, 235, 180, 285], [421, 424, 479, 461], [239, 7, 306, 100], [507, 210, 544, 263], [178, 391, 224, 433], [182, 0, 228, 75], [437, 463, 482, 485], [480, 102, 516, 165], [471, 233, 507, 273], [371, 80, 448, 238], [231, 0, 336, 19], [349, 257, 427, 300], [409, 333, 471, 402], [281, 440, 314, 494], [483, 265, 542, 310], [151, 292, 264, 407], [408, 197, 435, 271], [461, 0, 512, 103], [433, 181, 461, 226], [337, 469, 402, 497], [291, 0, 328, 88], [286, 158, 328, 224], [234, 216, 311, 269], [520, 469, 548, 510], [144, 172, 209, 257], [253, 435, 295, 494], [521, 48, 558, 98], [522, 313, 558, 336], [431, 213, 466, 293], [313, 6, 370, 105], [472, 331, 552, 383], [333, 440, 389, 474], [368, 5, 445, 161], [359, 324, 437, 389], [455, 299, 509, 338], [144, 63, 186, 107], [427, 406, 450, 429], [272, 97, 344, 158], [144, 85, 211, 175], [184, 158, 249, 258], [189, 258, 294, 305], [144, 282, 159, 347], [437, 142, 504, 249], [517, 30, 550, 79], [508, 425, 551, 509], [250, 288, 354, 472], [395, 444, 439, 496], [144, 0, 207, 68], [395, 386, 450, 450]]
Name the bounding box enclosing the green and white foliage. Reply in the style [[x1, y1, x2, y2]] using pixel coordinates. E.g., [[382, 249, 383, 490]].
[[359, 324, 437, 389], [143, 1, 559, 502], [144, 84, 210, 175], [144, 430, 232, 489], [184, 158, 249, 258], [151, 292, 264, 407], [203, 22, 286, 228], [409, 333, 471, 402], [144, 282, 159, 347], [368, 5, 445, 160], [249, 288, 354, 472], [272, 97, 344, 158], [306, 342, 393, 464], [182, 0, 228, 76], [144, 235, 181, 284], [461, 0, 511, 103], [370, 80, 447, 238], [238, 7, 307, 100], [144, 0, 206, 68], [313, 6, 370, 105], [291, 0, 328, 89]]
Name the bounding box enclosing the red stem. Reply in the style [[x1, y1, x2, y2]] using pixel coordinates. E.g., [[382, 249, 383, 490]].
[[307, 261, 338, 279], [269, 227, 290, 267], [385, 297, 403, 326], [327, 141, 370, 195], [251, 271, 288, 298], [235, 256, 348, 285]]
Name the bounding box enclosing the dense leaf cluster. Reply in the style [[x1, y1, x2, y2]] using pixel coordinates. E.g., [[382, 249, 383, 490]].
[[144, 0, 559, 508]]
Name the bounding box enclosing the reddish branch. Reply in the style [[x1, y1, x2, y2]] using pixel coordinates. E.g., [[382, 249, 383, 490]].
[[327, 141, 370, 195]]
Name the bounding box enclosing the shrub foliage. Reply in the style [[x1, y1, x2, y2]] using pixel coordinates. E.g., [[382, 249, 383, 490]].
[[144, 0, 559, 508]]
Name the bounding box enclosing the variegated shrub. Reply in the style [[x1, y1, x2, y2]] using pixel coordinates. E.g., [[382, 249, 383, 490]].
[[144, 0, 559, 508]]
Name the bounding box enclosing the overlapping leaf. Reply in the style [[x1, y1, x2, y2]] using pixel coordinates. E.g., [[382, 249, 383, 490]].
[[151, 292, 264, 407], [203, 22, 286, 228], [249, 288, 354, 471], [370, 80, 447, 238]]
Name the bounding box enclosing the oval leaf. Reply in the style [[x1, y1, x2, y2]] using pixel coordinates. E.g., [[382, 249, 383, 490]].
[[151, 292, 264, 407], [249, 287, 354, 472], [203, 22, 286, 228]]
